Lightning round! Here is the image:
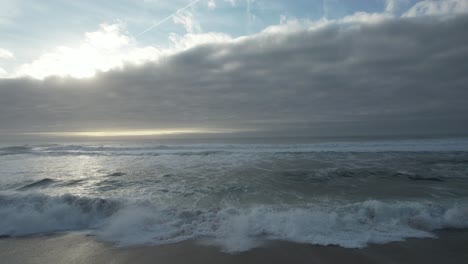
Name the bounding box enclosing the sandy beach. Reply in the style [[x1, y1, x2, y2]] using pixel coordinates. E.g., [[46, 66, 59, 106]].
[[0, 230, 467, 264]]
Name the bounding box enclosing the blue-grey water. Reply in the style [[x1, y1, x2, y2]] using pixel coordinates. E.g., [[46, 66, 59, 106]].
[[1, 137, 468, 252]]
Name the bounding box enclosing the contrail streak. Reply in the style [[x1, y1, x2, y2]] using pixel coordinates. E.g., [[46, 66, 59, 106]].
[[135, 0, 202, 38]]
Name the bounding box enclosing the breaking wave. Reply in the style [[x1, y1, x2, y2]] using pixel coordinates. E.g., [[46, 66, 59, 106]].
[[0, 146, 33, 155], [0, 193, 467, 252]]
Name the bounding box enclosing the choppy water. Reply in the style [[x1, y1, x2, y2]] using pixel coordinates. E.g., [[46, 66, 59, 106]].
[[1, 138, 468, 252]]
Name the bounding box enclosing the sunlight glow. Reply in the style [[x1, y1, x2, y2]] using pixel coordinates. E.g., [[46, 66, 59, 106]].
[[31, 129, 222, 137], [14, 24, 162, 79]]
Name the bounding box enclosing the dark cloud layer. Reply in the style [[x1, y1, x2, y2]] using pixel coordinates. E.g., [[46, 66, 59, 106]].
[[1, 15, 468, 137]]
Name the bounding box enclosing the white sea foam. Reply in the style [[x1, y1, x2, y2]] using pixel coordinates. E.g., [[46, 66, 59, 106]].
[[1, 193, 467, 252]]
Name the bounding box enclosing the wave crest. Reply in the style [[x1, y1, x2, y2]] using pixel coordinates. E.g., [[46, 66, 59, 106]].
[[0, 193, 467, 252], [0, 193, 120, 236]]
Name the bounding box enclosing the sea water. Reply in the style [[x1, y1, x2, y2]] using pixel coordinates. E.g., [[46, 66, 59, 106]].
[[1, 137, 468, 252]]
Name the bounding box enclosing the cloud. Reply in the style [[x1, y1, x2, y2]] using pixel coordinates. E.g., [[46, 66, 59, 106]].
[[173, 11, 202, 33], [1, 14, 468, 137], [403, 0, 468, 17], [245, 0, 257, 30], [168, 32, 231, 50], [385, 0, 410, 14], [385, 0, 399, 13], [341, 12, 392, 24], [8, 0, 465, 81], [13, 24, 164, 79], [10, 21, 231, 80], [0, 48, 14, 59], [208, 0, 216, 10]]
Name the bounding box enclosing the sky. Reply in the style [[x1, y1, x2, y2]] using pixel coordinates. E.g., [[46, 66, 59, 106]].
[[0, 0, 468, 138]]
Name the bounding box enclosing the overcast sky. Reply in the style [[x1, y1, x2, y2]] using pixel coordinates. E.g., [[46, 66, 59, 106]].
[[0, 0, 468, 138]]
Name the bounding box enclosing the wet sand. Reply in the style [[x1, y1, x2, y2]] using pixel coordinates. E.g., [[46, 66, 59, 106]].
[[0, 230, 467, 264]]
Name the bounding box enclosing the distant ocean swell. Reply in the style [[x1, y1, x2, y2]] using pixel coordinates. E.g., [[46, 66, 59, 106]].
[[0, 193, 467, 252], [2, 138, 468, 157]]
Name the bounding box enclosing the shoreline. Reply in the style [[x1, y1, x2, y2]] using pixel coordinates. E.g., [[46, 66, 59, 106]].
[[1, 229, 467, 264]]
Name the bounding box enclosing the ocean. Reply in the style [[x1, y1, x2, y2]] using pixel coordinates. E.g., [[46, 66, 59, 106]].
[[1, 137, 468, 253]]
